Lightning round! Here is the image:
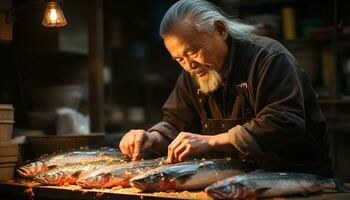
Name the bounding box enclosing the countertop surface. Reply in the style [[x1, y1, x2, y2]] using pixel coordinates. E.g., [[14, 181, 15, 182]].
[[1, 179, 350, 200]]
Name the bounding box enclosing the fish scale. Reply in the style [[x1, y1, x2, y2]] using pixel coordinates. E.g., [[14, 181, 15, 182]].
[[34, 159, 124, 186], [205, 171, 344, 199], [130, 158, 255, 192], [16, 148, 130, 179], [77, 157, 168, 189]]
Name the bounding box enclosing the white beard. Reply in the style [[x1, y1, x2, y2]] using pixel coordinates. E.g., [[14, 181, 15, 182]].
[[192, 67, 222, 94]]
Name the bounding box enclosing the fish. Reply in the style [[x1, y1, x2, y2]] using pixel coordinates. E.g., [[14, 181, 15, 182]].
[[77, 157, 167, 189], [205, 171, 350, 199], [16, 147, 130, 179], [130, 158, 255, 192], [34, 159, 123, 186]]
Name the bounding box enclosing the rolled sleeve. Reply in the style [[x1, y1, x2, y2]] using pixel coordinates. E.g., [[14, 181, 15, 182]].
[[148, 121, 178, 140], [227, 125, 283, 170], [227, 125, 263, 157]]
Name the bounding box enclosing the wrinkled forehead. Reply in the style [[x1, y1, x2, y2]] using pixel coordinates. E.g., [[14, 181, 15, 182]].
[[163, 19, 208, 55]]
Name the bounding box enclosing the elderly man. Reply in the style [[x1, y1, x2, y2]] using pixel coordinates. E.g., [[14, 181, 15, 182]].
[[119, 0, 332, 177]]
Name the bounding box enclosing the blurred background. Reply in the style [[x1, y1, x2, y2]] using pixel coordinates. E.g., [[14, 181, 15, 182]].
[[0, 0, 350, 177]]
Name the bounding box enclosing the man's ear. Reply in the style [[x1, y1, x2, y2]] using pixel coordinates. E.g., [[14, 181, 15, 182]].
[[214, 20, 228, 39]]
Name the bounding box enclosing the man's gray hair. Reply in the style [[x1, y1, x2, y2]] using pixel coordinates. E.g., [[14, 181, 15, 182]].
[[159, 0, 255, 41]]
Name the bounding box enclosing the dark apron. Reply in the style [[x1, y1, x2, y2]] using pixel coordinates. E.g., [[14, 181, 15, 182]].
[[197, 38, 253, 135], [198, 82, 253, 135], [196, 80, 256, 163], [195, 42, 256, 163]]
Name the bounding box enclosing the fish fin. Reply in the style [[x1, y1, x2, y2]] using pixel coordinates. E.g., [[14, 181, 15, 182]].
[[48, 165, 58, 170], [334, 178, 350, 193], [71, 170, 84, 179], [254, 187, 271, 195]]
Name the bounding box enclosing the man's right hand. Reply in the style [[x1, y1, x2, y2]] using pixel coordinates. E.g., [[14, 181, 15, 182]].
[[118, 129, 154, 161]]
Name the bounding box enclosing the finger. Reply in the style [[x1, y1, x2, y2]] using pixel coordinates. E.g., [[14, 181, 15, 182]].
[[121, 131, 133, 159], [133, 132, 144, 160], [178, 145, 191, 162], [167, 141, 179, 164], [167, 148, 175, 164], [173, 142, 187, 162], [119, 134, 130, 157], [127, 133, 135, 159], [167, 133, 186, 163], [168, 133, 185, 152]]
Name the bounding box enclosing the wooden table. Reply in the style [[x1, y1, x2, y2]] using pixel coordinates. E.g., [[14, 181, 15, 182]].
[[0, 180, 349, 200], [0, 180, 209, 200]]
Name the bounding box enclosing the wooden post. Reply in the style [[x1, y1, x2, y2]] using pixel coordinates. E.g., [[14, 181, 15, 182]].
[[88, 0, 104, 133], [0, 0, 13, 43]]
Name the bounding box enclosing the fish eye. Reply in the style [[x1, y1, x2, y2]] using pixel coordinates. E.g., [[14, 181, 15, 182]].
[[144, 176, 152, 184]]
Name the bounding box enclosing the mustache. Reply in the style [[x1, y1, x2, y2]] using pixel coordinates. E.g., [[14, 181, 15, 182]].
[[190, 66, 207, 75]]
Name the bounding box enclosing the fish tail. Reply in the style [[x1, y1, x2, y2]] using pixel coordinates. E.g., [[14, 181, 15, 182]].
[[333, 178, 350, 193]]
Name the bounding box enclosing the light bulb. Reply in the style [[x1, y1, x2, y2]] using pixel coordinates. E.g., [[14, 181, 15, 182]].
[[42, 2, 67, 27], [49, 9, 58, 21]]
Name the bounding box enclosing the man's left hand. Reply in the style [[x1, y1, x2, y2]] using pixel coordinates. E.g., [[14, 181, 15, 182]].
[[167, 132, 214, 163]]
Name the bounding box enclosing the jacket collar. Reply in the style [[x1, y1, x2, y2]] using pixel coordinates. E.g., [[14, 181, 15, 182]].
[[221, 35, 236, 86]]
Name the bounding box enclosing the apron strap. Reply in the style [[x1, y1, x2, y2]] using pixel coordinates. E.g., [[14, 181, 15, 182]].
[[236, 82, 254, 121], [197, 89, 209, 121]]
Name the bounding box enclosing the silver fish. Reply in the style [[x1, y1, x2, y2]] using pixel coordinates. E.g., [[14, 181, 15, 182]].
[[34, 159, 123, 186], [130, 158, 255, 192], [17, 147, 129, 179], [77, 157, 167, 188], [205, 171, 347, 199]]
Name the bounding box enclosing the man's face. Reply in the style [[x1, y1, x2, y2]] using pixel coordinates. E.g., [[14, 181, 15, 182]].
[[163, 19, 228, 93]]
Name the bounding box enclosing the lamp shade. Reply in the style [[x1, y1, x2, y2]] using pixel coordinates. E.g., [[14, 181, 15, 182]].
[[42, 2, 67, 27]]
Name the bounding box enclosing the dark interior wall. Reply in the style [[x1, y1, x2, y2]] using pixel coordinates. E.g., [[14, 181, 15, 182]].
[[2, 0, 90, 132], [103, 0, 181, 131], [0, 44, 27, 127], [1, 0, 182, 132]]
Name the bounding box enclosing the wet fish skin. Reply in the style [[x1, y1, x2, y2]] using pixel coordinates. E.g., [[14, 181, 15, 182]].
[[34, 160, 122, 186], [16, 161, 48, 179], [16, 147, 129, 179], [77, 157, 167, 189], [205, 171, 338, 199], [130, 158, 255, 192]]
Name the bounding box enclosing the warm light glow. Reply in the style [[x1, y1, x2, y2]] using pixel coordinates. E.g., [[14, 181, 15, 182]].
[[49, 9, 58, 21], [42, 2, 67, 27]]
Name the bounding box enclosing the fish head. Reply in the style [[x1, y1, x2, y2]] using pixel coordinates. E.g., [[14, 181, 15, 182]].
[[205, 180, 248, 200], [77, 172, 112, 188], [34, 170, 67, 185], [130, 171, 174, 192], [17, 161, 48, 178]]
